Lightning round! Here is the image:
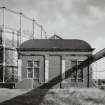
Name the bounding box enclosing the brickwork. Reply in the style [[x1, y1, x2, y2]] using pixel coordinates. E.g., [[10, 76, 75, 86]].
[[19, 51, 92, 88]]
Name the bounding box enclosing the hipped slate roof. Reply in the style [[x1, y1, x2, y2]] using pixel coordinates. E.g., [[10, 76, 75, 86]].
[[19, 38, 93, 52]]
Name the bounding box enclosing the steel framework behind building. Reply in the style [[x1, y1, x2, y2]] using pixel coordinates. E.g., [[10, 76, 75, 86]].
[[0, 6, 47, 83]]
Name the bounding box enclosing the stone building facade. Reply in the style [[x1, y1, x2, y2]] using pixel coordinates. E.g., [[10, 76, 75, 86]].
[[16, 35, 94, 88]]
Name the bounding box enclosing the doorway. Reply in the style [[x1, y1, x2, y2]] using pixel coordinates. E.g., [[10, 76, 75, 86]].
[[49, 55, 62, 88]]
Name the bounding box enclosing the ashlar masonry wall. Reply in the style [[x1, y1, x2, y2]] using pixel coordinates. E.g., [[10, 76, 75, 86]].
[[18, 51, 92, 88]]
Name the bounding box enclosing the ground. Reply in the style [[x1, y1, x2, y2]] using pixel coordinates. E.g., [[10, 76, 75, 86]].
[[0, 88, 31, 103], [0, 88, 105, 105]]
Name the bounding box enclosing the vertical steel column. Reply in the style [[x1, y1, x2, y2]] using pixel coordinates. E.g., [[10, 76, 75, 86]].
[[32, 18, 35, 39], [45, 31, 47, 39], [19, 12, 22, 46], [2, 6, 5, 83], [17, 31, 20, 48], [12, 32, 14, 48], [41, 25, 43, 39]]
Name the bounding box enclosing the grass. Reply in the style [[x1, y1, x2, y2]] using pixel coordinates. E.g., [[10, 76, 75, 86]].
[[0, 88, 105, 105]]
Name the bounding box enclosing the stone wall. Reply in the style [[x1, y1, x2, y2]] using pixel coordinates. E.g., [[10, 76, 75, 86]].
[[19, 51, 92, 88]]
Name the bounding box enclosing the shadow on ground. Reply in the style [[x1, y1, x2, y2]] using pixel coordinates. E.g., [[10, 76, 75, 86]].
[[0, 56, 96, 105]]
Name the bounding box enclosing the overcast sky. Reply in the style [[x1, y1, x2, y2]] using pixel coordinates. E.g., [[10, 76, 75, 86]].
[[0, 0, 105, 78], [0, 0, 105, 52]]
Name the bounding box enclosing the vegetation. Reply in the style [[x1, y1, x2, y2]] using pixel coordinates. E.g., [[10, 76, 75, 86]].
[[0, 88, 105, 105]]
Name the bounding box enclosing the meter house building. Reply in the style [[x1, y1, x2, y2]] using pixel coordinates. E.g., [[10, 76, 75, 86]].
[[16, 35, 94, 89]]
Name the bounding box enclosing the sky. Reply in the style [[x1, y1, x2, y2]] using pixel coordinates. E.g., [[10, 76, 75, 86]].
[[0, 0, 105, 78]]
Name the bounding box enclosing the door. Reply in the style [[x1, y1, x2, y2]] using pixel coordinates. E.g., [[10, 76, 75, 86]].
[[33, 60, 40, 88], [49, 55, 61, 88]]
